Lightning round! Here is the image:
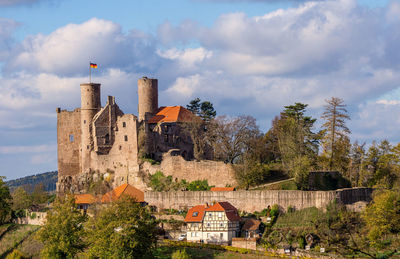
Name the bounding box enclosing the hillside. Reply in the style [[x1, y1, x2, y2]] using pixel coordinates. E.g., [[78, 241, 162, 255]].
[[6, 171, 58, 193]]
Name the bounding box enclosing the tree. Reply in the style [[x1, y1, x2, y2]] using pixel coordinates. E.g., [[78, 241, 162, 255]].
[[0, 176, 12, 224], [85, 196, 158, 259], [274, 103, 320, 188], [36, 195, 87, 258], [186, 98, 216, 122], [211, 115, 261, 164], [31, 183, 49, 206], [11, 187, 31, 218], [320, 97, 351, 171], [184, 98, 217, 160], [348, 141, 366, 187]]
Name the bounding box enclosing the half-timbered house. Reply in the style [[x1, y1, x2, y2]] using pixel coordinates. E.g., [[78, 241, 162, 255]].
[[184, 201, 241, 244]]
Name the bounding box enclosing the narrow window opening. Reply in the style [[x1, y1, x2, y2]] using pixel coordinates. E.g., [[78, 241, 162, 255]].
[[119, 145, 122, 150], [69, 134, 74, 142], [84, 120, 86, 124], [124, 135, 128, 141], [105, 134, 110, 144], [87, 145, 89, 149], [122, 122, 126, 127]]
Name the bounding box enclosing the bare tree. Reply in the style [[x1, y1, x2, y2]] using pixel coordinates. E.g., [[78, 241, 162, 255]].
[[321, 97, 351, 171], [211, 115, 261, 164]]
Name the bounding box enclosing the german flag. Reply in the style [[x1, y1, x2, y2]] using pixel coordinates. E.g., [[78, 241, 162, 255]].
[[90, 63, 98, 68]]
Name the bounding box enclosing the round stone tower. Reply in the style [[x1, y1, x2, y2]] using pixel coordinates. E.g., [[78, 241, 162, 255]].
[[80, 83, 101, 173], [138, 77, 158, 122]]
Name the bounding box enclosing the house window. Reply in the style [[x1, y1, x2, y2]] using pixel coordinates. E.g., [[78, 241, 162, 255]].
[[207, 233, 210, 238], [218, 212, 222, 218], [124, 135, 128, 141], [192, 212, 198, 217], [191, 232, 195, 237], [220, 223, 224, 227], [208, 213, 212, 218], [105, 134, 110, 144], [69, 134, 74, 142], [122, 122, 126, 127], [207, 223, 211, 227], [196, 232, 200, 237], [220, 233, 223, 239]]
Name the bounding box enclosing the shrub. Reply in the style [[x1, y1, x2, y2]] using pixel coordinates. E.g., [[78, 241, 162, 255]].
[[6, 249, 28, 259], [172, 249, 191, 259]]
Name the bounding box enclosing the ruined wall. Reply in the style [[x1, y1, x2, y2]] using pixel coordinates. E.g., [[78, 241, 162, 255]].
[[57, 108, 81, 177], [142, 154, 237, 187], [144, 188, 373, 212], [90, 114, 144, 190]]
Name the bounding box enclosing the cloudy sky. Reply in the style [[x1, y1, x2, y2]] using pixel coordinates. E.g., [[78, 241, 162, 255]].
[[1, 0, 399, 180]]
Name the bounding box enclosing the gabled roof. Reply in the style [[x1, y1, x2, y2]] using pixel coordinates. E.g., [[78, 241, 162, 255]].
[[185, 204, 207, 222], [210, 187, 235, 192], [101, 183, 144, 203], [147, 106, 195, 124], [184, 202, 241, 222], [75, 194, 96, 204], [242, 218, 261, 231]]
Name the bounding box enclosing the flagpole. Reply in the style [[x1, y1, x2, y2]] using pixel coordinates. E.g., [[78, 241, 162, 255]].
[[89, 62, 92, 83]]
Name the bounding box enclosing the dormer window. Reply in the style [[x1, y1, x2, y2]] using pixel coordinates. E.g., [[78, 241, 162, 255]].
[[192, 212, 198, 217]]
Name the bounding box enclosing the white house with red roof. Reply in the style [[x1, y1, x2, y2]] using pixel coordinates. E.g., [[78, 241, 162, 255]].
[[184, 201, 241, 244]]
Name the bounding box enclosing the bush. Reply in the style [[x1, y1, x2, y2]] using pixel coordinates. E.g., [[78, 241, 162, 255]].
[[187, 180, 212, 191], [172, 249, 191, 259], [6, 249, 28, 259]]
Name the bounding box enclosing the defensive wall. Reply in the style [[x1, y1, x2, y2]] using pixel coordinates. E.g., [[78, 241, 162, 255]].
[[142, 154, 237, 187], [144, 187, 373, 212]]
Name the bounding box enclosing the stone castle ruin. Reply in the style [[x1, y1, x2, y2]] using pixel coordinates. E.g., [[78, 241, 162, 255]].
[[56, 77, 236, 194]]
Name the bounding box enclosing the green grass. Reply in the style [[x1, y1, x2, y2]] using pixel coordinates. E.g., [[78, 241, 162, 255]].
[[253, 179, 297, 190], [274, 207, 324, 228]]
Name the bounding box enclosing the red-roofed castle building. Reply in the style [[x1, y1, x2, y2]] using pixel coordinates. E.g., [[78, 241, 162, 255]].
[[184, 201, 241, 244], [56, 77, 199, 194]]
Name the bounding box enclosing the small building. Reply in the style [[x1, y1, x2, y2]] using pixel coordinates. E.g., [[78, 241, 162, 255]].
[[75, 193, 97, 211], [185, 201, 241, 245], [101, 183, 145, 203], [241, 218, 261, 238], [210, 187, 235, 192]]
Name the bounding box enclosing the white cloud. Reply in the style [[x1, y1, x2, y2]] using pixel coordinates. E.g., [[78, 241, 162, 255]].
[[5, 18, 157, 76]]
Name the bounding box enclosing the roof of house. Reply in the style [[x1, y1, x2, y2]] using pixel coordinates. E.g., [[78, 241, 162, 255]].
[[184, 204, 207, 222], [101, 183, 144, 203], [210, 187, 235, 192], [147, 106, 195, 124], [74, 194, 96, 204], [184, 202, 241, 222], [242, 218, 261, 231]]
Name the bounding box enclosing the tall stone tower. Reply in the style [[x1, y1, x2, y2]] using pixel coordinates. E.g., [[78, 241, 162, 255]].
[[138, 77, 158, 122], [80, 83, 101, 173]]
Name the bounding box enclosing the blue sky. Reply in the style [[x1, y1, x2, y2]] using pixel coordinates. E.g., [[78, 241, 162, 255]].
[[1, 0, 400, 180]]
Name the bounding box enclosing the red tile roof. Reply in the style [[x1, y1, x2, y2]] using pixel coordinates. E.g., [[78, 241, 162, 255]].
[[184, 202, 241, 222], [147, 106, 195, 124], [184, 204, 207, 222], [210, 187, 235, 192], [75, 194, 96, 204], [101, 183, 144, 203]]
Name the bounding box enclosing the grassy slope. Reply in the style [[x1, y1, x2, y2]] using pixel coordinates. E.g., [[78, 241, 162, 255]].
[[274, 207, 323, 229], [0, 224, 40, 258]]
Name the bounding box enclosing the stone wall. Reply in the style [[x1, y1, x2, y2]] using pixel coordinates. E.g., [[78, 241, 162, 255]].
[[232, 238, 257, 250], [144, 188, 373, 212], [142, 154, 237, 187], [57, 108, 81, 177]]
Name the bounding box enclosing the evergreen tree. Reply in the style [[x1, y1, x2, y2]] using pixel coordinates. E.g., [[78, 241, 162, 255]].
[[320, 97, 351, 171], [274, 103, 320, 188]]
